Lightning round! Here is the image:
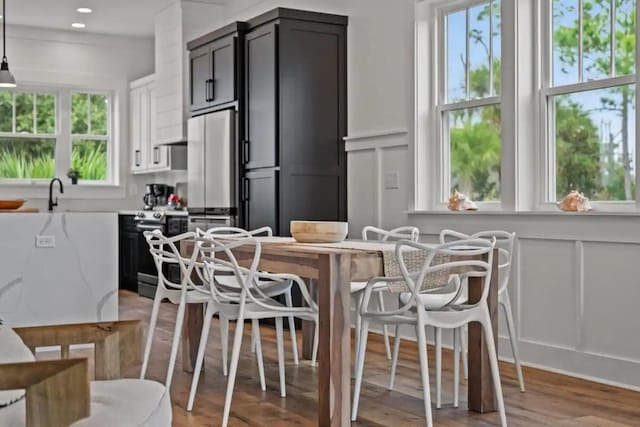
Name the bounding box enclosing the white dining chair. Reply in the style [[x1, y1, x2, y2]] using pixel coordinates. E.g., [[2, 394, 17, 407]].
[[139, 230, 208, 392], [439, 230, 524, 395], [186, 236, 319, 427], [353, 226, 419, 359], [352, 238, 507, 427], [197, 226, 301, 368]]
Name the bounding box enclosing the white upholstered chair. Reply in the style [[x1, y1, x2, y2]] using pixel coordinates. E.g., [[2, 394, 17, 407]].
[[352, 239, 507, 427], [0, 320, 171, 427], [353, 226, 419, 359]]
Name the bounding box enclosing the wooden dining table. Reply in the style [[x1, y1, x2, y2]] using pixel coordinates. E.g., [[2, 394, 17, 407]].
[[180, 238, 499, 427]]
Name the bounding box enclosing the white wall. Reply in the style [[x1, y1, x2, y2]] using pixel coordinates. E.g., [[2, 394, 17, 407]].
[[0, 25, 156, 212], [219, 0, 640, 391]]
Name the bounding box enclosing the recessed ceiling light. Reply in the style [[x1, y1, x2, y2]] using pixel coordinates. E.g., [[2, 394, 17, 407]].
[[76, 7, 92, 13], [71, 22, 86, 29]]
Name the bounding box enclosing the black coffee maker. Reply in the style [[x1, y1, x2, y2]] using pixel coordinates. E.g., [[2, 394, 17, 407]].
[[143, 184, 174, 210]]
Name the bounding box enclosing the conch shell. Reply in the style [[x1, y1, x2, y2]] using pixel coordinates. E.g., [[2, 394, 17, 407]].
[[557, 191, 592, 212], [448, 190, 478, 211]]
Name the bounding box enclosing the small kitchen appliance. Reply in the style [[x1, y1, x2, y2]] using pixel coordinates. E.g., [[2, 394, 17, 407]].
[[142, 183, 174, 210]]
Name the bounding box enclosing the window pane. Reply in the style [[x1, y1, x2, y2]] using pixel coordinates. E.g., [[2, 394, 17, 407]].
[[15, 93, 34, 134], [448, 105, 501, 201], [553, 84, 636, 201], [615, 0, 636, 77], [447, 10, 467, 102], [553, 0, 580, 85], [90, 94, 107, 135], [71, 93, 88, 134], [582, 0, 611, 80], [0, 138, 55, 179], [0, 91, 12, 132], [469, 3, 491, 98], [72, 138, 107, 181], [36, 94, 55, 134]]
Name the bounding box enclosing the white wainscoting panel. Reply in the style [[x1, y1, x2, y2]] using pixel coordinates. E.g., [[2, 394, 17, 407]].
[[518, 239, 578, 350]]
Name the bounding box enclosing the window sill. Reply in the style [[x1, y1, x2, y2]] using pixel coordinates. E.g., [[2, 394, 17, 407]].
[[407, 209, 640, 218], [0, 182, 126, 200]]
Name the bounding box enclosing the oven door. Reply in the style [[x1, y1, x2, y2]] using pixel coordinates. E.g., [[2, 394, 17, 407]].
[[136, 223, 163, 298]]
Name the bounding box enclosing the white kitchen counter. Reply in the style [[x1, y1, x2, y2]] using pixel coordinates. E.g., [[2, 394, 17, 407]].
[[0, 212, 118, 327]]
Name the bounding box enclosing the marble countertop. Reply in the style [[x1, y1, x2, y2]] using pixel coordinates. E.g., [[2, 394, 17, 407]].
[[118, 209, 188, 216]]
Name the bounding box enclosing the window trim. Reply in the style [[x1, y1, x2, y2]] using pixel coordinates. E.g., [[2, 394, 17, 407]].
[[0, 85, 115, 186]]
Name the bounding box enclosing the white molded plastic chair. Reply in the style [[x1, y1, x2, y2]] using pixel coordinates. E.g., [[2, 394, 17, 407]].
[[197, 226, 301, 367], [186, 236, 319, 427], [139, 230, 207, 392], [438, 230, 524, 395], [353, 226, 419, 359], [352, 239, 507, 427]]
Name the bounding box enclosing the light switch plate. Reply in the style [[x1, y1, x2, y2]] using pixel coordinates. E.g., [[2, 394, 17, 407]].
[[35, 235, 55, 248], [383, 172, 400, 189]]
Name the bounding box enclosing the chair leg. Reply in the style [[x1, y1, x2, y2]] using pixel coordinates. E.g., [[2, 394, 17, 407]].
[[312, 319, 319, 367], [165, 297, 188, 392], [482, 310, 508, 427], [502, 294, 525, 392], [221, 315, 245, 427], [187, 301, 216, 411], [388, 324, 401, 390], [351, 319, 370, 421], [354, 293, 363, 358], [453, 327, 460, 408], [275, 317, 286, 397], [458, 325, 469, 380], [140, 291, 162, 379], [252, 318, 266, 391], [376, 291, 392, 360], [434, 327, 442, 409], [416, 319, 434, 427], [285, 289, 299, 365], [250, 319, 257, 353], [220, 315, 229, 376]]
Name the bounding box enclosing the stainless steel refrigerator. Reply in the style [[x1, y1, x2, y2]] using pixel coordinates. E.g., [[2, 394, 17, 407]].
[[187, 109, 237, 231]]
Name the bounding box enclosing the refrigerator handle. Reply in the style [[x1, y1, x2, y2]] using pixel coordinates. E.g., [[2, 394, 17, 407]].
[[242, 177, 250, 201]]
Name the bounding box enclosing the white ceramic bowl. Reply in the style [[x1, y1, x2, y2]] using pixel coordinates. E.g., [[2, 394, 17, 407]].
[[290, 220, 348, 243]]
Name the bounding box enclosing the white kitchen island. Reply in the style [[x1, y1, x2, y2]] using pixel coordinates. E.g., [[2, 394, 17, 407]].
[[0, 212, 118, 327]]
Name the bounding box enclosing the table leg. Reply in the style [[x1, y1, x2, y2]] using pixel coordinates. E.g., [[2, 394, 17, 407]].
[[467, 248, 499, 412], [182, 303, 205, 373], [317, 253, 351, 427], [302, 279, 316, 360]]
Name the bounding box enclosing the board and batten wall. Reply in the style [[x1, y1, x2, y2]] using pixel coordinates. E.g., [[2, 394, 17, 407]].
[[222, 0, 640, 391]]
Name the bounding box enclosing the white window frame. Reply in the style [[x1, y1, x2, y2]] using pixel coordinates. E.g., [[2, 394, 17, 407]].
[[0, 85, 115, 186], [539, 0, 640, 211], [416, 0, 506, 211]]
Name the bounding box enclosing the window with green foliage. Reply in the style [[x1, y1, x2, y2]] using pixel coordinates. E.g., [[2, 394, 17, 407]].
[[547, 0, 636, 201], [439, 0, 502, 202], [0, 88, 111, 183], [71, 93, 109, 181], [0, 91, 57, 179]]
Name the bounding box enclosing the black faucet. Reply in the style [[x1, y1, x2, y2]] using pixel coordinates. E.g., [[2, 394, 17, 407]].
[[48, 178, 64, 211]]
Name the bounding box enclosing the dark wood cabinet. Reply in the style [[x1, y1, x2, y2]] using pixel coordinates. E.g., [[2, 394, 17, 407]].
[[244, 169, 278, 232], [118, 215, 139, 292], [188, 24, 245, 113], [244, 23, 278, 170]]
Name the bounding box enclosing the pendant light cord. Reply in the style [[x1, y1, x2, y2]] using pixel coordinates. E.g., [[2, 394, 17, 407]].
[[2, 0, 6, 62]]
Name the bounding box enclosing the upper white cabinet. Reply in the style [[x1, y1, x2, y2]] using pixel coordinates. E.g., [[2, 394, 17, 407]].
[[129, 74, 186, 174]]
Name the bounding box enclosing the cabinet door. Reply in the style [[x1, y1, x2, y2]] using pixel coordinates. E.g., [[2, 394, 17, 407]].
[[244, 24, 278, 169], [244, 169, 278, 234], [189, 45, 211, 112], [210, 35, 236, 106], [119, 230, 139, 292], [130, 88, 147, 172], [147, 86, 169, 170]]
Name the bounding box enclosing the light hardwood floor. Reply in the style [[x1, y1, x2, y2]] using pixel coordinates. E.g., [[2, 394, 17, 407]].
[[113, 290, 640, 426]]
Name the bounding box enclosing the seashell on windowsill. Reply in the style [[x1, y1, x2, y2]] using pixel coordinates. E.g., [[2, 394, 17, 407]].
[[448, 190, 478, 211], [557, 190, 593, 212]]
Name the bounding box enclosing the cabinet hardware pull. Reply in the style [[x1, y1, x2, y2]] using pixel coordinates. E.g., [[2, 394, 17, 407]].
[[135, 150, 141, 167], [244, 177, 250, 201], [243, 140, 250, 165], [153, 147, 159, 164], [205, 79, 214, 102]]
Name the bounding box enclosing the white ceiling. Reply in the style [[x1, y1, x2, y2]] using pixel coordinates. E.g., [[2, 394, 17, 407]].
[[5, 0, 229, 37]]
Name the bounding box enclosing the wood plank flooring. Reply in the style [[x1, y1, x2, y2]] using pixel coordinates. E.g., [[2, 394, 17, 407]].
[[112, 290, 640, 426]]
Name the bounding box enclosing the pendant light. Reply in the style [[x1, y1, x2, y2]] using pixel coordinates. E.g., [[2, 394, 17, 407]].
[[0, 0, 15, 88]]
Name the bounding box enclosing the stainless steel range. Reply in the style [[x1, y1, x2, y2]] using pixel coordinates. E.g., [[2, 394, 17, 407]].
[[133, 209, 188, 298]]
